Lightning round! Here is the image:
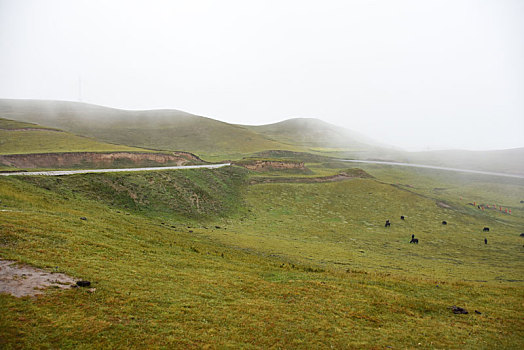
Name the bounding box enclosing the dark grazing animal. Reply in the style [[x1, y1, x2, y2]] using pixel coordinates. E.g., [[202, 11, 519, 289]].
[[410, 234, 419, 244], [483, 227, 489, 232], [76, 280, 91, 287], [400, 216, 405, 220], [442, 221, 447, 225], [385, 220, 391, 228], [451, 306, 468, 314], [484, 238, 488, 244]]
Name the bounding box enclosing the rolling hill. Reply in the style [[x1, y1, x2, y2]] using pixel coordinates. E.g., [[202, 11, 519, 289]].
[[243, 118, 377, 149], [0, 99, 403, 162], [0, 99, 300, 160], [1, 99, 522, 174], [243, 117, 405, 160]]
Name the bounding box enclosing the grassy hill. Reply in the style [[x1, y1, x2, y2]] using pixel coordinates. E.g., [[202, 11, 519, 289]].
[[1, 99, 522, 174], [1, 164, 523, 348], [0, 117, 147, 155], [243, 118, 376, 149], [0, 99, 298, 161], [243, 118, 406, 160]]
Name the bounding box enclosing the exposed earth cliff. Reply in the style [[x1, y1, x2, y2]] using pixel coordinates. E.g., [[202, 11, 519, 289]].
[[234, 159, 306, 172], [0, 151, 202, 169]]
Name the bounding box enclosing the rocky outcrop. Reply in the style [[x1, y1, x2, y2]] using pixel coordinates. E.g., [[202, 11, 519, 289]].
[[0, 151, 202, 169]]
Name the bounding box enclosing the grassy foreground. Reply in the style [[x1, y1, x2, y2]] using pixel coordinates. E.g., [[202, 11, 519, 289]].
[[1, 166, 523, 348]]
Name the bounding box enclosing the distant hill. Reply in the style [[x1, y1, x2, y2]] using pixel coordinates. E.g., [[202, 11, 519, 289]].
[[1, 99, 522, 174], [243, 118, 377, 149], [0, 117, 146, 155], [243, 117, 405, 161], [404, 148, 524, 176], [0, 99, 297, 160]]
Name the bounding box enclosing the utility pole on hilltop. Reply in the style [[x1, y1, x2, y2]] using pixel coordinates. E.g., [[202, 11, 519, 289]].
[[78, 76, 82, 102]]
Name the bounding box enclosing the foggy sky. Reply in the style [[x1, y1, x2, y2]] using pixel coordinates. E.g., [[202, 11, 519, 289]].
[[0, 0, 523, 151]]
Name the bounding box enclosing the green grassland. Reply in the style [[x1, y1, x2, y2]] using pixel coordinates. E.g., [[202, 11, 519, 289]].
[[0, 118, 148, 155], [1, 163, 523, 348], [1, 100, 523, 348], [219, 176, 523, 283]]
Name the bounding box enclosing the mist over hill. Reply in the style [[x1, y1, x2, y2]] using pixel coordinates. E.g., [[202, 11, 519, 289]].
[[404, 148, 524, 176], [0, 99, 522, 174], [0, 99, 296, 159], [243, 118, 379, 149], [0, 116, 147, 155]]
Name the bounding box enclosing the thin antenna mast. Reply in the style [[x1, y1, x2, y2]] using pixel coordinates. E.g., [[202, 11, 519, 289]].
[[78, 76, 82, 102]]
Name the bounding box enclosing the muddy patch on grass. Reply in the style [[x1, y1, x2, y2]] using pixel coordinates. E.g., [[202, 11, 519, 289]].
[[0, 260, 76, 297]]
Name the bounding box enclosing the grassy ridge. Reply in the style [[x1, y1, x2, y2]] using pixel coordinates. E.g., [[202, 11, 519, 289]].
[[0, 118, 147, 155], [244, 118, 375, 149], [20, 167, 248, 221], [2, 99, 523, 175], [0, 100, 300, 160]]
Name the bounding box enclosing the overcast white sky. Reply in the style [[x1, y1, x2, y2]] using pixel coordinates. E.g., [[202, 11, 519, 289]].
[[0, 0, 523, 151]]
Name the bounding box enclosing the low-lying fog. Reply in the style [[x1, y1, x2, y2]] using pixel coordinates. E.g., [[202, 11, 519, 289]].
[[0, 0, 522, 151]]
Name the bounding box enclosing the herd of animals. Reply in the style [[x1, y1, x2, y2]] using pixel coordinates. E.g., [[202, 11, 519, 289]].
[[384, 217, 492, 245]]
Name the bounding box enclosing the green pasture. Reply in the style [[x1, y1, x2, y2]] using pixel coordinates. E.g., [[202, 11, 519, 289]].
[[1, 164, 523, 348]]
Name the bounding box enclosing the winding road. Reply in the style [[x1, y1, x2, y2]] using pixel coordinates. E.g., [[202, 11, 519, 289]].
[[342, 160, 524, 179], [1, 160, 522, 179], [0, 163, 231, 176]]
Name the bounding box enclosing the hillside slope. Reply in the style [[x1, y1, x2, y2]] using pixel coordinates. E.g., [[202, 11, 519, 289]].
[[1, 165, 522, 348], [0, 117, 146, 155], [0, 99, 297, 160], [1, 99, 522, 174], [243, 118, 377, 149], [244, 118, 408, 161]]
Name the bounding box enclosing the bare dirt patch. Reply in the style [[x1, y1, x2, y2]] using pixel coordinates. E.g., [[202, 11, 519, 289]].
[[0, 260, 76, 297], [249, 169, 372, 185]]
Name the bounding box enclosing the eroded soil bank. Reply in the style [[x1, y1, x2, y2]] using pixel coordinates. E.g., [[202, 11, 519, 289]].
[[0, 151, 202, 169], [235, 160, 306, 171]]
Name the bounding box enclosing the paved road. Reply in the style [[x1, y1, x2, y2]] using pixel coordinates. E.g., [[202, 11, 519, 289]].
[[0, 163, 231, 176], [342, 160, 524, 179]]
